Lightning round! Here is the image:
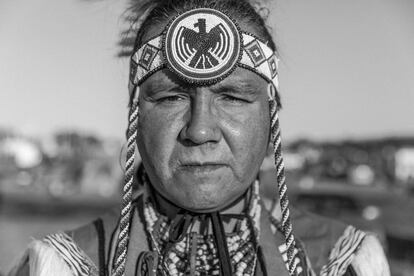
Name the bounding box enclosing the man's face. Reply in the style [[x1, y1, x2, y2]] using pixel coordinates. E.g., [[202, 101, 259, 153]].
[[137, 68, 270, 212]]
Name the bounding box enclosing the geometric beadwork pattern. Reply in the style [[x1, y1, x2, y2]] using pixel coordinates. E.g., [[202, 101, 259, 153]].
[[130, 36, 163, 86], [139, 44, 159, 71], [245, 40, 266, 67], [268, 55, 278, 79], [240, 33, 279, 91]]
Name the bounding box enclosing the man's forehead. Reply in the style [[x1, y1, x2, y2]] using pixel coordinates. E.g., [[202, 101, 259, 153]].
[[140, 68, 267, 94]]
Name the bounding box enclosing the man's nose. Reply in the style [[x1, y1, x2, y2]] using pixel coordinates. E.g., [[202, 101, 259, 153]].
[[180, 93, 222, 145]]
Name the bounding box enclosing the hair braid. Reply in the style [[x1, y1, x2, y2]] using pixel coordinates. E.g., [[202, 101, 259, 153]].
[[269, 99, 298, 275], [112, 99, 139, 276]]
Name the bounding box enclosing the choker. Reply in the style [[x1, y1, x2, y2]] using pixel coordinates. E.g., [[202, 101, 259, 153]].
[[139, 178, 261, 276]]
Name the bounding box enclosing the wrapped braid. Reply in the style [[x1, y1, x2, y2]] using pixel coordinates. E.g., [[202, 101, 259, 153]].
[[269, 98, 299, 275], [112, 99, 139, 276]]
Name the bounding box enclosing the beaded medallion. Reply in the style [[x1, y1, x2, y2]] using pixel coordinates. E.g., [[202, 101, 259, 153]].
[[164, 8, 242, 85]]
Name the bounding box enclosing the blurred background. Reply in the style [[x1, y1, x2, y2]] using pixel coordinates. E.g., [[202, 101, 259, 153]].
[[0, 0, 413, 275]]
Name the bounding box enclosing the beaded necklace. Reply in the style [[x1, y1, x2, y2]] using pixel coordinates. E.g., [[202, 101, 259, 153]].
[[142, 180, 262, 276]]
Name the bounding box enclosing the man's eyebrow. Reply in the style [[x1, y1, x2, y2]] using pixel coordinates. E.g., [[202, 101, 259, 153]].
[[211, 82, 260, 95], [145, 82, 192, 94]]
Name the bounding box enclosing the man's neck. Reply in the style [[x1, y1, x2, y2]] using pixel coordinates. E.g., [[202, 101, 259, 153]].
[[151, 186, 251, 232]]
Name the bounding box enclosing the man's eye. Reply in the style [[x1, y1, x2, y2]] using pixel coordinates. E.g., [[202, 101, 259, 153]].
[[221, 94, 248, 104], [158, 95, 186, 102]]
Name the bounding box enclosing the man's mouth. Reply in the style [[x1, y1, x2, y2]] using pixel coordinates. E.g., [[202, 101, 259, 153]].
[[178, 162, 229, 174]]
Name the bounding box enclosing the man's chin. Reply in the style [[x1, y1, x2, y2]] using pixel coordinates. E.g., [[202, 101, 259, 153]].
[[166, 169, 246, 212], [174, 197, 230, 213], [170, 186, 241, 213]]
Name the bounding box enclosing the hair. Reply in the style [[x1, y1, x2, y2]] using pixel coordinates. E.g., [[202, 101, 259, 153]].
[[119, 0, 276, 55], [113, 1, 300, 276]]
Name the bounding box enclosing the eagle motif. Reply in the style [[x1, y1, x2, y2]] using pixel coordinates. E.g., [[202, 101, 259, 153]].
[[176, 18, 231, 69]]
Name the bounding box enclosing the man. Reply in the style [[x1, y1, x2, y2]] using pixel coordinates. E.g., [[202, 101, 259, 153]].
[[9, 0, 390, 275]]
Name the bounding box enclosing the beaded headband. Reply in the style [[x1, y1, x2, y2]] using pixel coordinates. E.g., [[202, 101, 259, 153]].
[[129, 8, 279, 99]]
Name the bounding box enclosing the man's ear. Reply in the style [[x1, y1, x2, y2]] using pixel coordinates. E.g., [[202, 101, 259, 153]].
[[261, 146, 274, 172]]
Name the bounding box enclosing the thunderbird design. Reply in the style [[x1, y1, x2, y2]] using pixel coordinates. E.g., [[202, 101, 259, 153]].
[[176, 18, 231, 69]]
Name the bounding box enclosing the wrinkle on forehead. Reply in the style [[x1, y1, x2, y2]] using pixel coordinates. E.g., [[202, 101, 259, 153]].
[[140, 68, 268, 97]]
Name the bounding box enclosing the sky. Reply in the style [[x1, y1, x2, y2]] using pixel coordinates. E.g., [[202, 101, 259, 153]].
[[0, 0, 413, 141]]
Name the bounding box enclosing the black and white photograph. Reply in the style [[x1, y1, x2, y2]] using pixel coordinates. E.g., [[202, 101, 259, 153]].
[[0, 0, 413, 275]]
